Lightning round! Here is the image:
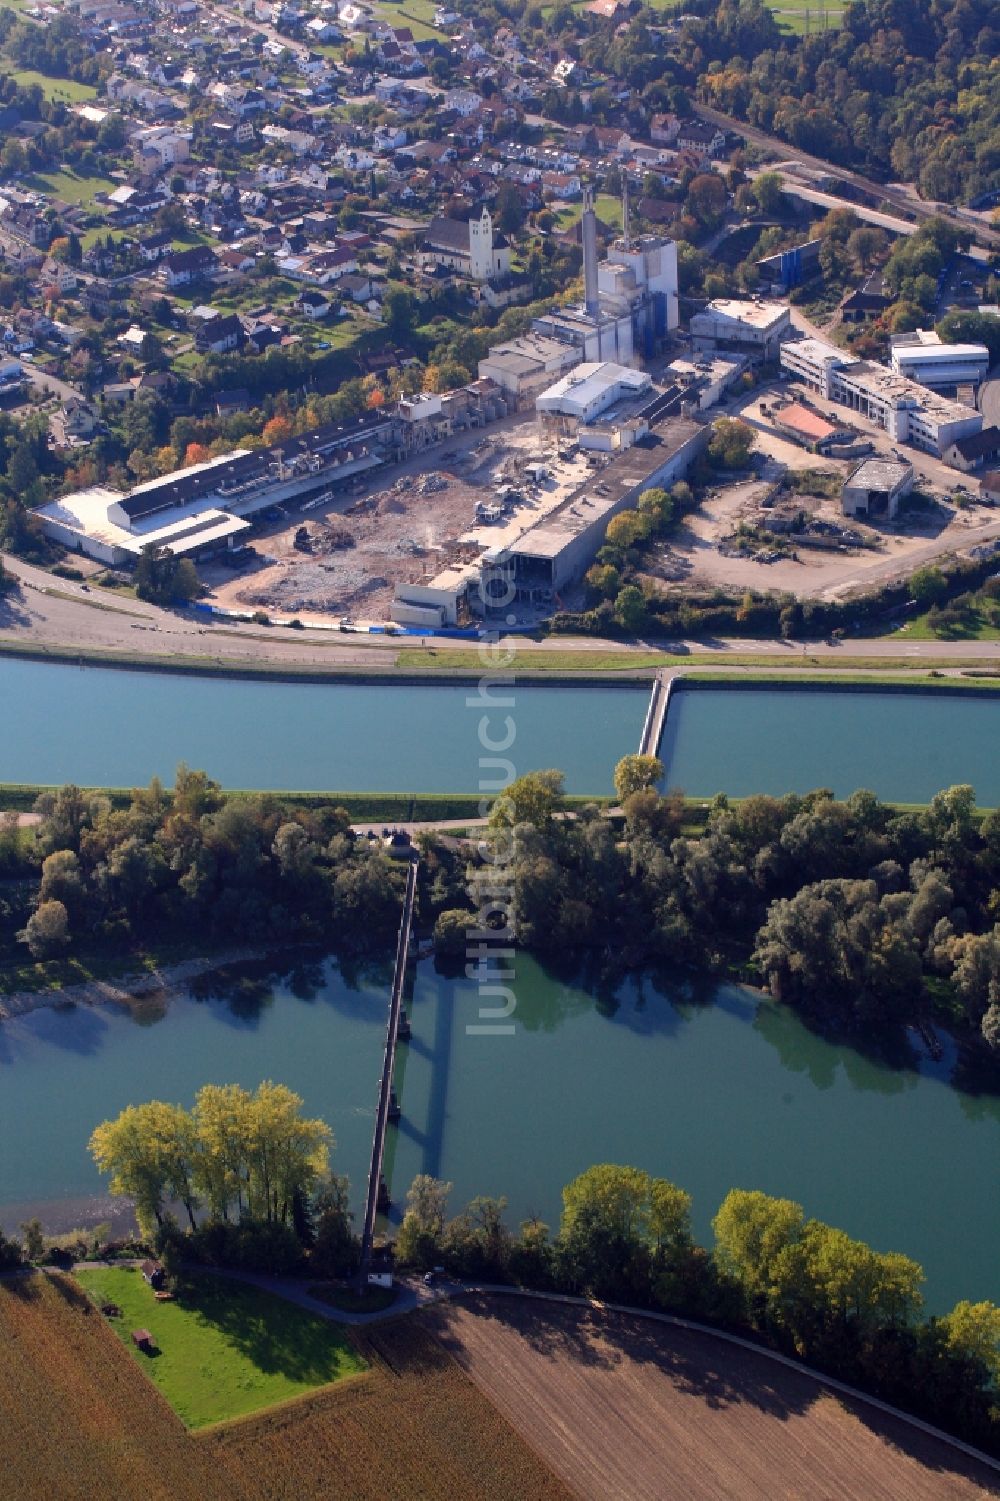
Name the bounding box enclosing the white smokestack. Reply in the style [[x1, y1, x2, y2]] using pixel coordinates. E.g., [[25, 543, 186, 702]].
[[581, 184, 599, 318]]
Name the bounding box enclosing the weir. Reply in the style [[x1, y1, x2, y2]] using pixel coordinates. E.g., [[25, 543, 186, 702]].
[[359, 856, 418, 1278]]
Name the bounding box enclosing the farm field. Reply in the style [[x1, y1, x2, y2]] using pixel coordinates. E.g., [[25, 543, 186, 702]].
[[0, 1271, 224, 1500], [0, 1271, 573, 1500], [430, 1294, 1000, 1501], [10, 69, 98, 102]]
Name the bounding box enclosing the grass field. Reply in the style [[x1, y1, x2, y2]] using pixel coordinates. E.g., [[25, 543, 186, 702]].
[[895, 595, 1000, 642], [23, 167, 115, 207], [75, 1267, 366, 1429], [396, 646, 1000, 674], [371, 0, 447, 40], [0, 1271, 572, 1500], [9, 69, 97, 103], [767, 0, 844, 32], [556, 193, 623, 232]]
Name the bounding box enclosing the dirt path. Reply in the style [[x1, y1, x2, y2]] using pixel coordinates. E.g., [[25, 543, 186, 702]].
[[429, 1295, 1000, 1501]]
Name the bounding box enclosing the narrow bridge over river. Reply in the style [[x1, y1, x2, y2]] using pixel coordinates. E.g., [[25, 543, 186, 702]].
[[359, 855, 418, 1279]]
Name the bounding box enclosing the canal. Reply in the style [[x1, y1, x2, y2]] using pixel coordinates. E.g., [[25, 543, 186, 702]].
[[660, 684, 1000, 804], [0, 658, 645, 795], [1, 954, 997, 1315]]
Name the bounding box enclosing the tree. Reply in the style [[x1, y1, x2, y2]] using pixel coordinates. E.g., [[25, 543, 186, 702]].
[[911, 565, 947, 606], [614, 753, 663, 803], [585, 562, 620, 599], [38, 849, 86, 919], [134, 543, 200, 606], [686, 173, 726, 227], [614, 583, 647, 632], [846, 227, 887, 275], [707, 417, 755, 469], [605, 511, 650, 550], [89, 1100, 201, 1234], [712, 1188, 803, 1307], [193, 1081, 331, 1227], [637, 486, 673, 532], [433, 908, 468, 956], [383, 286, 417, 338], [262, 414, 293, 445], [488, 770, 565, 830], [396, 1174, 451, 1268], [22, 899, 69, 958], [941, 1301, 1000, 1386], [20, 1217, 45, 1262], [753, 171, 784, 215], [311, 1174, 360, 1276]]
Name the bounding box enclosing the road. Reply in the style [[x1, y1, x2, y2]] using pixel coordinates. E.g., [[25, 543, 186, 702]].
[[4, 552, 1000, 668], [21, 363, 83, 406]]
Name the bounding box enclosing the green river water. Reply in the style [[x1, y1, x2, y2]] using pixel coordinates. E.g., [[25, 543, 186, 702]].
[[2, 662, 1000, 1314], [1, 955, 996, 1314]]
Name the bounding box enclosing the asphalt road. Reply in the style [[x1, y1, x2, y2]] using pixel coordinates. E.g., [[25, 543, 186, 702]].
[[4, 552, 1000, 668]]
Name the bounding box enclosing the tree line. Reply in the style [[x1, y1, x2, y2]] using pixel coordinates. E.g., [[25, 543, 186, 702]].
[[9, 756, 1000, 1064], [393, 1162, 1000, 1456]]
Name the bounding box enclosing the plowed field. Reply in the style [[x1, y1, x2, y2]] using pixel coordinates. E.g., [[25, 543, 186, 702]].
[[0, 1272, 571, 1501], [429, 1294, 1000, 1501]]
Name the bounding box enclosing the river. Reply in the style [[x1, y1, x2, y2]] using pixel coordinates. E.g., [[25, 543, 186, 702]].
[[1, 954, 996, 1315]]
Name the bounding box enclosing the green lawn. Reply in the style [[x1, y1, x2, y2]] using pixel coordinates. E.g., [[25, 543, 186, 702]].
[[75, 1267, 367, 1429], [371, 0, 447, 39], [556, 193, 624, 232], [23, 168, 115, 208], [9, 69, 98, 103], [894, 596, 1000, 642], [765, 0, 844, 33]]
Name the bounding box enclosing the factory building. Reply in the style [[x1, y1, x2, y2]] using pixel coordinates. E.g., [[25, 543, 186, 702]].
[[889, 330, 990, 389], [478, 416, 707, 606], [529, 186, 679, 365], [477, 333, 582, 402], [690, 298, 791, 361], [779, 336, 983, 459], [535, 362, 652, 423], [841, 459, 914, 521], [37, 414, 394, 565]]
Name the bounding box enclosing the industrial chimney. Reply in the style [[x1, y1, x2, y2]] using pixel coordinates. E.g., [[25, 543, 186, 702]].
[[581, 185, 599, 318]]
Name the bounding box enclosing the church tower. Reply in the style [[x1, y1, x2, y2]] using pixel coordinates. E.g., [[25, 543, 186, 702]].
[[469, 206, 494, 281]]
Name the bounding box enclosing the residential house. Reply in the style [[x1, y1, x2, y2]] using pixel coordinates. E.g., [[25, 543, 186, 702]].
[[195, 312, 245, 354], [650, 113, 680, 145], [161, 243, 217, 287], [675, 120, 726, 158], [298, 287, 331, 318]]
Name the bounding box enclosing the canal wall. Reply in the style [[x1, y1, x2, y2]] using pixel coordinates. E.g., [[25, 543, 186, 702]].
[[0, 639, 655, 689], [674, 674, 1000, 702]]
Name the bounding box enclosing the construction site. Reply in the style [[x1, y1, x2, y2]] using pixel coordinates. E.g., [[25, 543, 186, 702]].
[[200, 415, 562, 623]]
